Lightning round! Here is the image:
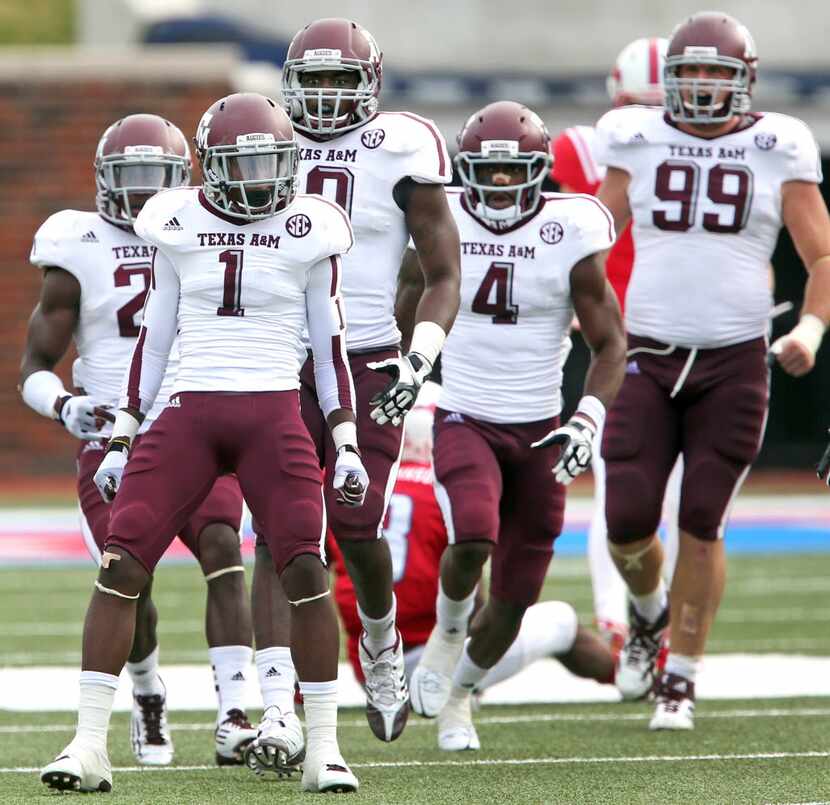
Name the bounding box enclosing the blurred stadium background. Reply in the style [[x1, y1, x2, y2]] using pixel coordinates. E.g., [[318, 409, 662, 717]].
[[1, 2, 830, 802]]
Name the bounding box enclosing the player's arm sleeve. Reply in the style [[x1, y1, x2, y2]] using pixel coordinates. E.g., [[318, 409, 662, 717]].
[[551, 131, 587, 190], [119, 248, 179, 414], [784, 118, 823, 184], [399, 114, 453, 185], [306, 254, 356, 418], [569, 197, 617, 268], [593, 111, 633, 173]]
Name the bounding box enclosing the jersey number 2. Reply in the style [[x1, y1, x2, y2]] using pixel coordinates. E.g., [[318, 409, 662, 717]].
[[114, 263, 151, 338]]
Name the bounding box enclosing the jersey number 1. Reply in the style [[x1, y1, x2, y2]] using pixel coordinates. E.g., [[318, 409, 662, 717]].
[[217, 249, 245, 317]]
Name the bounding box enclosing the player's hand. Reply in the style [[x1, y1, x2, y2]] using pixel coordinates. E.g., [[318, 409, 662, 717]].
[[816, 431, 830, 486], [333, 447, 369, 507], [531, 416, 597, 485], [58, 395, 115, 440], [769, 334, 815, 377], [93, 444, 129, 502], [367, 353, 431, 426]]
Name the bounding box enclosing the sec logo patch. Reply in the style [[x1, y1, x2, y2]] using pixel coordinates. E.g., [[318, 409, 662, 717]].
[[754, 133, 777, 151], [540, 221, 564, 245], [361, 128, 386, 149], [286, 213, 312, 238]]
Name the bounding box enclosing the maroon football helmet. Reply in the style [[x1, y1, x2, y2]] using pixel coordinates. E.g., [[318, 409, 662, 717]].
[[282, 18, 382, 137], [95, 114, 191, 227], [455, 101, 552, 227], [664, 12, 758, 124], [195, 93, 298, 220]]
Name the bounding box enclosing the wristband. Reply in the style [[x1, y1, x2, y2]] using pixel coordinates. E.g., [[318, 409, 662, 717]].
[[111, 409, 141, 444], [785, 314, 825, 358], [20, 371, 69, 420], [409, 321, 446, 368], [573, 395, 606, 432], [332, 421, 358, 452]]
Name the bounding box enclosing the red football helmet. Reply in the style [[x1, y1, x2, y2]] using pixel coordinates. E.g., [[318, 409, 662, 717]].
[[607, 38, 668, 107], [195, 93, 298, 220], [664, 12, 758, 124], [455, 101, 552, 227], [282, 18, 382, 137], [95, 114, 191, 227]]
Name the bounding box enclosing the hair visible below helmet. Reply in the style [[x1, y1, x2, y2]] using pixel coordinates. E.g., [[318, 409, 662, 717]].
[[664, 11, 757, 124], [401, 381, 441, 465], [95, 114, 191, 227], [282, 17, 383, 137], [455, 101, 552, 228], [195, 93, 299, 221], [607, 37, 668, 106]]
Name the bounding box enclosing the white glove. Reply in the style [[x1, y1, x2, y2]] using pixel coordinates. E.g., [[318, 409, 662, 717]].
[[332, 447, 369, 507], [58, 395, 114, 440], [93, 444, 129, 502], [367, 352, 431, 426], [531, 416, 597, 485]]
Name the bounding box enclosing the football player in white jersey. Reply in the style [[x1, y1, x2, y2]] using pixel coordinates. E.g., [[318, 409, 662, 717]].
[[595, 11, 830, 730], [21, 114, 259, 767], [40, 94, 367, 795], [400, 101, 626, 750], [245, 17, 460, 766]]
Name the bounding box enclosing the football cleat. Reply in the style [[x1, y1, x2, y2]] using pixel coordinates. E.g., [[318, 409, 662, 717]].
[[616, 601, 670, 700], [437, 694, 480, 752], [302, 751, 359, 793], [244, 706, 305, 779], [358, 630, 410, 741], [649, 672, 696, 730], [40, 740, 112, 793], [410, 627, 466, 718], [131, 686, 173, 766], [596, 619, 628, 667], [214, 708, 258, 765]]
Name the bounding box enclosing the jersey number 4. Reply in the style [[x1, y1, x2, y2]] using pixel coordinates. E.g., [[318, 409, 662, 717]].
[[653, 160, 754, 234], [471, 262, 519, 324]]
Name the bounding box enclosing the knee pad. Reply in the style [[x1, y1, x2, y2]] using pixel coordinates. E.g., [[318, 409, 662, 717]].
[[450, 540, 493, 571], [204, 565, 245, 582], [605, 465, 663, 545], [95, 547, 146, 599]]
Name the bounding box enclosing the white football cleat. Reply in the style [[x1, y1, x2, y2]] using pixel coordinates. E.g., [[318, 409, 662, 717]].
[[302, 751, 359, 793], [616, 602, 669, 700], [410, 627, 465, 718], [359, 630, 410, 741], [215, 708, 258, 765], [649, 672, 696, 731], [437, 694, 480, 752], [244, 706, 305, 779], [41, 740, 112, 793], [131, 687, 173, 765]]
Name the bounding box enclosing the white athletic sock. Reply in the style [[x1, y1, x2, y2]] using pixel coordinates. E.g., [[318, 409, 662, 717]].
[[300, 680, 339, 757], [665, 652, 699, 682], [631, 580, 668, 624], [449, 640, 487, 700], [357, 595, 397, 656], [477, 601, 579, 692], [256, 646, 296, 714], [209, 645, 253, 722], [76, 671, 118, 750], [126, 645, 165, 697], [436, 581, 476, 639]]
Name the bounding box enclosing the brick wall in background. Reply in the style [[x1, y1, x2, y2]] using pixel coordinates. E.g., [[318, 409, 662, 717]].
[[0, 55, 232, 478]]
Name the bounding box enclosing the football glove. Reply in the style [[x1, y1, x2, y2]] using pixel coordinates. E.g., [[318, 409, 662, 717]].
[[531, 416, 597, 485], [333, 446, 369, 507], [367, 352, 432, 426], [816, 430, 830, 486], [57, 395, 114, 440], [93, 440, 130, 503]]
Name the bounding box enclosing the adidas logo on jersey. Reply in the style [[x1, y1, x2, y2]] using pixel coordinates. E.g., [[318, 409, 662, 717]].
[[626, 360, 641, 375], [81, 231, 98, 243], [163, 217, 183, 231], [230, 671, 246, 682], [265, 666, 281, 678], [628, 132, 647, 145], [444, 412, 464, 424]]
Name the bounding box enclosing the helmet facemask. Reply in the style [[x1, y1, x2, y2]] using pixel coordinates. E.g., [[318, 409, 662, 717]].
[[664, 52, 751, 124], [96, 146, 190, 226], [201, 135, 299, 220], [283, 51, 379, 136], [456, 141, 551, 228]]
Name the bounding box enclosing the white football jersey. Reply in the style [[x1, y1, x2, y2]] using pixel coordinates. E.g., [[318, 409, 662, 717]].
[[595, 106, 822, 348], [29, 209, 177, 435], [130, 187, 354, 413], [295, 111, 452, 351], [439, 190, 615, 423]]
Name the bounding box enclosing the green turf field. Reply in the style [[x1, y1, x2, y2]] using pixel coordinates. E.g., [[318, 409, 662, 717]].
[[1, 554, 829, 802]]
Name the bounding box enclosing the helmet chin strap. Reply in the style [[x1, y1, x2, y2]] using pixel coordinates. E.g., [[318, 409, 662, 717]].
[[474, 201, 522, 228]]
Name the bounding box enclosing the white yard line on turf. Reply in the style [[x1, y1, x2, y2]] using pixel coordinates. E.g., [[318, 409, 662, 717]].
[[4, 707, 830, 735], [4, 750, 830, 774]]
